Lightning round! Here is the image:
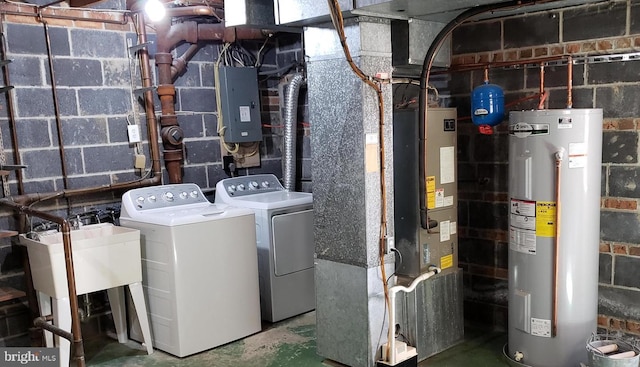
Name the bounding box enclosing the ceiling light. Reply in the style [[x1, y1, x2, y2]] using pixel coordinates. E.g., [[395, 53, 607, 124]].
[[144, 0, 166, 22]]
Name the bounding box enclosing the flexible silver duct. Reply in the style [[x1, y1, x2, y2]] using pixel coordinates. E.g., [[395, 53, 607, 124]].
[[283, 74, 306, 191]]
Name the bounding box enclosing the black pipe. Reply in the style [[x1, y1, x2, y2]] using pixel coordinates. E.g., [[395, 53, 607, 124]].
[[418, 0, 544, 229]]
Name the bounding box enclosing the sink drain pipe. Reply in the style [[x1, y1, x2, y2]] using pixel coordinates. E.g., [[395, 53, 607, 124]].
[[0, 202, 85, 367]]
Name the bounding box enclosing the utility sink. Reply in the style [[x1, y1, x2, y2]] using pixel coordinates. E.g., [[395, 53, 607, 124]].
[[19, 223, 142, 298]]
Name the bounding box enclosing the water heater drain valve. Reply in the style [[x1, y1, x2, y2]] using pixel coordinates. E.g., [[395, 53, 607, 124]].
[[514, 351, 524, 362]]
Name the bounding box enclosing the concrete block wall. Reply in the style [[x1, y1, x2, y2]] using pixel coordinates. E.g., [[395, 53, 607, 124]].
[[0, 6, 306, 344], [449, 0, 640, 335]]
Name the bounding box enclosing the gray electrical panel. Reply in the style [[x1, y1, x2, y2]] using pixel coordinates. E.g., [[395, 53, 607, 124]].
[[218, 66, 263, 143]]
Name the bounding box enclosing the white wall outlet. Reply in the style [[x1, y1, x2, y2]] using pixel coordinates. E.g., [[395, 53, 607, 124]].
[[127, 125, 141, 143], [385, 236, 395, 254]]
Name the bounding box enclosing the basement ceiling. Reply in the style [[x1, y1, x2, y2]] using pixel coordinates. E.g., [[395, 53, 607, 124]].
[[275, 0, 611, 25], [352, 0, 611, 22]]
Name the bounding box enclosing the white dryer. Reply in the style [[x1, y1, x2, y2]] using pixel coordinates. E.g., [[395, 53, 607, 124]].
[[216, 174, 314, 322], [120, 183, 261, 357]]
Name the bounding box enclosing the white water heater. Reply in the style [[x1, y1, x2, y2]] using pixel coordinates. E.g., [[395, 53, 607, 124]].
[[507, 109, 602, 367]]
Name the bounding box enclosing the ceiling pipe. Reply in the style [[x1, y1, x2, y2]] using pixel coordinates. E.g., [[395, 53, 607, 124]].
[[154, 17, 265, 183]]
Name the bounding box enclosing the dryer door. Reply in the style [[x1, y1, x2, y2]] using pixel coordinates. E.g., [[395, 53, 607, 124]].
[[272, 209, 314, 276]]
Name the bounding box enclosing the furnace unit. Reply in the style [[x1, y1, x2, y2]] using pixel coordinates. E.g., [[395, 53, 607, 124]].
[[506, 109, 602, 367], [393, 107, 463, 361]]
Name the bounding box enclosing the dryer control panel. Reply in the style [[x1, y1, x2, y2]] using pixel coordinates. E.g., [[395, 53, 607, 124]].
[[216, 174, 283, 197], [122, 183, 208, 211]]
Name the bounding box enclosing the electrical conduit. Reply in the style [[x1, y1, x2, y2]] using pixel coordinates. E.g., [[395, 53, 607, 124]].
[[283, 74, 305, 191]]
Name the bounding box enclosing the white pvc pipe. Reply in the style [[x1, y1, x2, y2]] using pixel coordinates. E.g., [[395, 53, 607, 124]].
[[387, 266, 441, 365]]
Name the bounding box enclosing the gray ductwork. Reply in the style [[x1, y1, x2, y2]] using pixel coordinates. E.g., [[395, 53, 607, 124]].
[[282, 74, 305, 192]]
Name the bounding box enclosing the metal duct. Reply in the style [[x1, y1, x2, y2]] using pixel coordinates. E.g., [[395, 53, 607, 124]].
[[282, 74, 305, 191]]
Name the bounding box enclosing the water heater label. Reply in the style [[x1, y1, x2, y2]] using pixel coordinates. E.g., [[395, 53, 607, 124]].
[[558, 117, 573, 129], [510, 199, 536, 231], [510, 228, 536, 254], [569, 142, 587, 168], [531, 318, 551, 338], [511, 199, 538, 254], [536, 202, 556, 237]]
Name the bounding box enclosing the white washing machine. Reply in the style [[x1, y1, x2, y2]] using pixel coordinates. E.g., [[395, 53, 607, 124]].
[[119, 183, 261, 357], [216, 174, 315, 322]]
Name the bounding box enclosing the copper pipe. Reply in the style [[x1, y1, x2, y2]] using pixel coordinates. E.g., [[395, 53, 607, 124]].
[[483, 67, 489, 83], [538, 63, 545, 110], [127, 0, 223, 11], [567, 55, 573, 108], [0, 3, 129, 24], [552, 150, 563, 338], [435, 54, 568, 75], [40, 16, 70, 191], [34, 316, 73, 341], [134, 13, 162, 178], [0, 201, 85, 366], [3, 14, 162, 207], [0, 18, 24, 195], [166, 6, 214, 17]]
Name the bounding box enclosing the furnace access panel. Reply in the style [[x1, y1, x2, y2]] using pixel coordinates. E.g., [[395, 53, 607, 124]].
[[393, 108, 458, 278], [218, 66, 263, 143]]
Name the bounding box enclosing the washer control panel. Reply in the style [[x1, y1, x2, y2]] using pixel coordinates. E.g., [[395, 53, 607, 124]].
[[123, 183, 208, 211], [216, 174, 283, 198]]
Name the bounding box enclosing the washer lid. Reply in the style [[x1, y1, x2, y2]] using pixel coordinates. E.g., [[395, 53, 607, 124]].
[[218, 190, 312, 210], [120, 203, 254, 226]]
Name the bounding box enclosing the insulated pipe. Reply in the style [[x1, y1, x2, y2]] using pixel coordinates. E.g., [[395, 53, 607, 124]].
[[386, 266, 441, 365], [282, 74, 305, 192], [552, 148, 564, 337], [418, 0, 543, 229]]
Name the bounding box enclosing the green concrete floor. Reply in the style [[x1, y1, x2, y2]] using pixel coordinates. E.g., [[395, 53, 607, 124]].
[[79, 312, 508, 367]]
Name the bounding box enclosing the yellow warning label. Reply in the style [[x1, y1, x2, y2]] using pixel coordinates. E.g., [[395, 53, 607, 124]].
[[440, 254, 453, 270], [536, 201, 556, 237], [426, 176, 436, 209]]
